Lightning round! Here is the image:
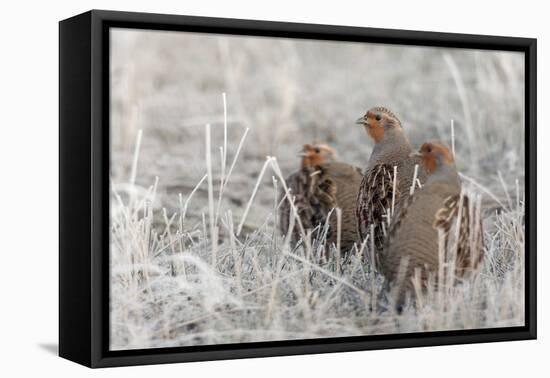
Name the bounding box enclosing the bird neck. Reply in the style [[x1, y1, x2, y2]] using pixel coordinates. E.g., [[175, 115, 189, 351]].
[[301, 157, 335, 170], [369, 128, 412, 164], [426, 162, 460, 187]]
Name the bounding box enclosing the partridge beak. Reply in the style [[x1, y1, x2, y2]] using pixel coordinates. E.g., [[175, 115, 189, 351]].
[[409, 152, 422, 158], [298, 152, 308, 157], [356, 117, 366, 125]]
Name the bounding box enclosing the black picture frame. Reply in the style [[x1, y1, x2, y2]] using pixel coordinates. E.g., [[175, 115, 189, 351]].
[[59, 9, 537, 368]]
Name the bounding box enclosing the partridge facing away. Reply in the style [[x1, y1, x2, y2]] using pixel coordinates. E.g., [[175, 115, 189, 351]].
[[355, 107, 427, 260], [279, 143, 363, 255], [381, 141, 484, 304]]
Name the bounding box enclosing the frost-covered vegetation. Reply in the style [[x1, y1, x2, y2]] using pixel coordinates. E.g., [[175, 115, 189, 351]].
[[109, 29, 525, 350]]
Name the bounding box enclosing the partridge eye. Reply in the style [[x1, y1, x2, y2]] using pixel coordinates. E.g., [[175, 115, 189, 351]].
[[314, 147, 321, 153], [375, 114, 382, 121], [426, 146, 432, 153]]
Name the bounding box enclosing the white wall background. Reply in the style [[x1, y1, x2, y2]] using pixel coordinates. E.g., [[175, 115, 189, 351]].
[[0, 0, 545, 376]]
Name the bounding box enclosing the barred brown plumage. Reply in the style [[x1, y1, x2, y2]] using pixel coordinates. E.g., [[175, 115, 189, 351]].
[[382, 141, 485, 306], [279, 143, 363, 255], [355, 107, 427, 265]]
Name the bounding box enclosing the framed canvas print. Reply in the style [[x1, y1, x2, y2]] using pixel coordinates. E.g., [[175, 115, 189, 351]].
[[59, 10, 537, 368]]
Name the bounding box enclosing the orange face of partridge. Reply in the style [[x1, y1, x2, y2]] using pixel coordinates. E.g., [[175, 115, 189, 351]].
[[356, 108, 400, 143], [416, 141, 454, 174], [300, 143, 336, 168]]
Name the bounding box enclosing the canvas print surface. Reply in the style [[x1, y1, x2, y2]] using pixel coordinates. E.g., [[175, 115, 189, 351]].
[[109, 28, 525, 350]]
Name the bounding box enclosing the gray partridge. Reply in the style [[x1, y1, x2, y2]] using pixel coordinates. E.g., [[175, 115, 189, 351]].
[[279, 143, 363, 255], [355, 107, 427, 261], [382, 141, 484, 304]]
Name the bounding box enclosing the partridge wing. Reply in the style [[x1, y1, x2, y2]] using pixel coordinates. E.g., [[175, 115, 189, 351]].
[[278, 172, 308, 243], [278, 169, 337, 244], [433, 193, 484, 276], [309, 169, 338, 240], [356, 163, 399, 251]]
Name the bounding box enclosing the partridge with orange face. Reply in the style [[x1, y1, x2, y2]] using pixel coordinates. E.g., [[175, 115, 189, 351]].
[[382, 141, 484, 304], [279, 143, 363, 255], [355, 107, 427, 262]]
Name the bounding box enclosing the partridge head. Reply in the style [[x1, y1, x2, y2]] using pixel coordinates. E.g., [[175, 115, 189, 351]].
[[412, 140, 455, 174], [356, 107, 403, 143], [300, 143, 337, 168]]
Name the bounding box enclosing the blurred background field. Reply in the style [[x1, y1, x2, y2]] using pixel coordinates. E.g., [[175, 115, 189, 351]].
[[109, 28, 525, 350]]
